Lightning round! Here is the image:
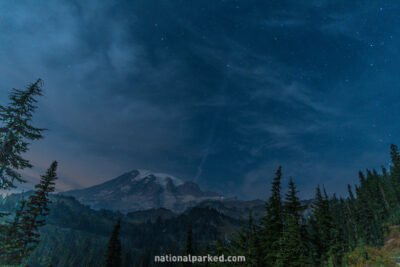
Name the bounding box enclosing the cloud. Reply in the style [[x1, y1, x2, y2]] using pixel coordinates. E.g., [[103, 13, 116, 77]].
[[0, 0, 197, 189], [0, 0, 397, 201]]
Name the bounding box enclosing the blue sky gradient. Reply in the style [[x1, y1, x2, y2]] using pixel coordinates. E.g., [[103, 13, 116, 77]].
[[0, 0, 399, 199]]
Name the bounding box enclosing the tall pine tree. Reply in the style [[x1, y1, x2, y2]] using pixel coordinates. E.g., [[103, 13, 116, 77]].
[[276, 178, 309, 267], [19, 161, 58, 261], [260, 166, 283, 265], [103, 219, 122, 267], [0, 197, 26, 264], [184, 227, 193, 256], [0, 79, 45, 189], [0, 161, 58, 265], [183, 227, 193, 267], [247, 212, 263, 267], [310, 185, 333, 266], [390, 144, 400, 202]]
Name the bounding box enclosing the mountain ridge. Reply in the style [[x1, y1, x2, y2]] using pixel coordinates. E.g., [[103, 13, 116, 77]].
[[62, 169, 224, 213]]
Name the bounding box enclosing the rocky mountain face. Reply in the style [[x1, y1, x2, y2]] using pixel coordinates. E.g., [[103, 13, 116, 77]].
[[63, 169, 224, 212]]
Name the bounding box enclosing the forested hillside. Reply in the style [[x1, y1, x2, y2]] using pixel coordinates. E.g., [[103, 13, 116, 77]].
[[0, 194, 241, 266], [216, 146, 400, 266], [4, 143, 400, 267]]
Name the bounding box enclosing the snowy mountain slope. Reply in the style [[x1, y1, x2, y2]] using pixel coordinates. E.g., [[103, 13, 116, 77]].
[[62, 169, 223, 212]]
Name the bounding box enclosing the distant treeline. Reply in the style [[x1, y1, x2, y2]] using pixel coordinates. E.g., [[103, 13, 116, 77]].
[[215, 146, 400, 266]]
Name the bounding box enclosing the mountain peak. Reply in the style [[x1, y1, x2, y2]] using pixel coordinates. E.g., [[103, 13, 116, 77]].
[[63, 169, 222, 213], [129, 169, 184, 187]]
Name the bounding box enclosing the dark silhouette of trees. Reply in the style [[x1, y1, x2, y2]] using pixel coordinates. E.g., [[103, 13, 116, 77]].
[[103, 219, 122, 267]]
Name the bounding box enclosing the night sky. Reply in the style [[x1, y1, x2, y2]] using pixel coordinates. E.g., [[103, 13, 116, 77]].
[[0, 0, 399, 199]]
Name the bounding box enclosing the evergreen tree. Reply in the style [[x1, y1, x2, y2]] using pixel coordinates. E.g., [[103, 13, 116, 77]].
[[103, 219, 122, 267], [86, 250, 95, 267], [355, 180, 384, 246], [229, 220, 248, 262], [345, 184, 359, 243], [227, 213, 262, 267], [247, 212, 263, 267], [185, 227, 193, 255], [18, 161, 58, 262], [347, 184, 355, 202], [0, 161, 58, 265], [310, 186, 333, 266], [214, 238, 227, 258], [260, 166, 283, 265], [366, 169, 390, 221], [276, 178, 308, 267], [0, 79, 45, 189], [328, 194, 347, 266], [0, 197, 26, 264], [202, 245, 211, 267], [379, 165, 398, 215], [139, 249, 152, 267], [390, 144, 400, 202], [183, 227, 193, 267]]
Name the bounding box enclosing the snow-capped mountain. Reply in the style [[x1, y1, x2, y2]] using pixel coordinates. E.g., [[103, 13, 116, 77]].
[[62, 169, 224, 213]]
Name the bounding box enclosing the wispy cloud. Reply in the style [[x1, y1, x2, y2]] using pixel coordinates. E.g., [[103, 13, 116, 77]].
[[0, 0, 396, 200]]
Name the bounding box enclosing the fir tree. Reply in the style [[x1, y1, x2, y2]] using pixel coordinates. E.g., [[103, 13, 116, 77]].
[[86, 250, 95, 267], [226, 214, 262, 267], [103, 219, 122, 267], [345, 184, 359, 244], [183, 227, 193, 267], [229, 220, 248, 260], [0, 197, 26, 264], [332, 195, 349, 266], [0, 161, 58, 265], [310, 185, 333, 266], [247, 212, 263, 267], [260, 166, 283, 265], [390, 144, 400, 201], [276, 178, 309, 267], [355, 180, 384, 246], [0, 79, 45, 189], [185, 227, 193, 255], [18, 161, 58, 262], [214, 238, 227, 258], [347, 184, 355, 202]]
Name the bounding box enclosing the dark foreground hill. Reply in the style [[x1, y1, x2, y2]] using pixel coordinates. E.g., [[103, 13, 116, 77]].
[[0, 193, 240, 267]]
